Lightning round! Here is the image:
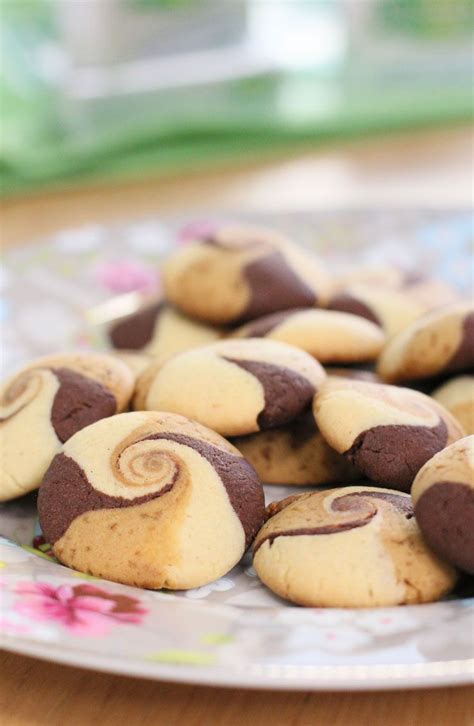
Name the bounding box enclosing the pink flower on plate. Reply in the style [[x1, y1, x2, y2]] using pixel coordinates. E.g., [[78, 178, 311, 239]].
[[177, 220, 219, 245], [95, 260, 158, 294], [14, 582, 147, 636]]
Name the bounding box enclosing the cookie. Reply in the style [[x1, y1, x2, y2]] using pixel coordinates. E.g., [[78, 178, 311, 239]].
[[0, 353, 134, 501], [253, 486, 456, 607], [431, 376, 474, 435], [162, 224, 331, 325], [405, 278, 460, 311], [232, 309, 385, 364], [112, 351, 152, 380], [329, 284, 424, 337], [325, 367, 381, 383], [109, 300, 221, 361], [412, 436, 474, 574], [333, 264, 423, 291], [313, 378, 464, 491], [334, 266, 459, 309], [378, 302, 474, 383], [134, 339, 325, 437], [232, 411, 357, 486], [38, 411, 265, 589]]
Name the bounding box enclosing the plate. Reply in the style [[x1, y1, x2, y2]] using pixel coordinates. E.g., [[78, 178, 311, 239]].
[[1, 210, 473, 691]]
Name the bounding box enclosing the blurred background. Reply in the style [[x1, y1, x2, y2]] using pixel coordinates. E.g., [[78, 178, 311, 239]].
[[1, 0, 473, 197]]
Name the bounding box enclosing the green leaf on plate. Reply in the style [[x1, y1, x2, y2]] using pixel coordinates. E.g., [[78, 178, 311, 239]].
[[200, 633, 234, 646], [21, 545, 57, 562], [145, 649, 216, 666]]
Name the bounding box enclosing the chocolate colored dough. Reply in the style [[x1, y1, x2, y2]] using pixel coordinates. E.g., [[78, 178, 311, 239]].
[[334, 490, 414, 516], [240, 309, 302, 337], [109, 302, 163, 350], [344, 420, 448, 492], [446, 312, 474, 374], [39, 433, 264, 548], [253, 517, 374, 553], [254, 490, 412, 553], [284, 409, 318, 448], [224, 358, 315, 429], [328, 293, 381, 326], [237, 250, 317, 324], [159, 433, 265, 547], [415, 481, 474, 574], [51, 368, 116, 443], [38, 453, 172, 545]]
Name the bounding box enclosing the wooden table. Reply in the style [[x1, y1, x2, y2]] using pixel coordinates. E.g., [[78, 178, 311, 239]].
[[2, 125, 473, 247], [0, 651, 473, 726], [1, 125, 473, 724]]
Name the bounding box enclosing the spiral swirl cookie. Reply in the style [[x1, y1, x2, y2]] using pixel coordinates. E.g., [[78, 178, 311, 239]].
[[378, 302, 474, 384], [329, 284, 424, 338], [109, 300, 221, 361], [313, 378, 465, 491], [253, 486, 456, 607], [162, 224, 331, 325], [0, 353, 134, 501], [232, 309, 385, 364], [134, 339, 325, 437], [38, 411, 265, 589], [431, 376, 474, 435], [334, 267, 458, 309], [412, 437, 474, 574], [232, 411, 357, 486]]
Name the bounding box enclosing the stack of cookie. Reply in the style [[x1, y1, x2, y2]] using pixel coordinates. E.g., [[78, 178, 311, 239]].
[[1, 223, 472, 608]]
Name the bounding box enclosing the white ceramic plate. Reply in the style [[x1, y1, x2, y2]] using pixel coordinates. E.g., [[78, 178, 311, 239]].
[[1, 211, 473, 690]]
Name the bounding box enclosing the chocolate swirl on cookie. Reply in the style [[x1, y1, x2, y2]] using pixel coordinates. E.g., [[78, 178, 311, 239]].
[[412, 436, 474, 574], [344, 419, 448, 491], [252, 485, 456, 607], [0, 354, 133, 502], [254, 489, 412, 553], [329, 293, 381, 326], [1, 367, 117, 441], [38, 412, 265, 589], [237, 250, 317, 324], [314, 379, 464, 491], [134, 338, 325, 437], [224, 357, 315, 429], [445, 311, 474, 374], [0, 368, 44, 422], [109, 301, 164, 350], [162, 224, 330, 325], [40, 429, 264, 549]]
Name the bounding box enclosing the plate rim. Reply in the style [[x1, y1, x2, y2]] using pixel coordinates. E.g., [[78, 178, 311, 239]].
[[2, 638, 474, 691]]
